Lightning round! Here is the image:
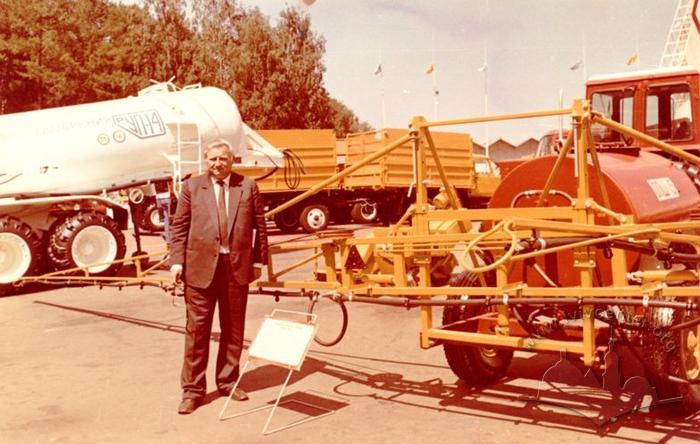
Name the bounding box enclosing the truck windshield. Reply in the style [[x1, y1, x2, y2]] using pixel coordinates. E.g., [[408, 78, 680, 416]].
[[646, 83, 693, 141], [591, 88, 634, 143]]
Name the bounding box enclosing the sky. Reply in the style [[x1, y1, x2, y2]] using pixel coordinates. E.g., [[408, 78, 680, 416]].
[[241, 0, 678, 144]]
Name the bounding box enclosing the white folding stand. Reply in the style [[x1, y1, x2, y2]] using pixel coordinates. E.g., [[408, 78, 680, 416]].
[[218, 309, 336, 435]]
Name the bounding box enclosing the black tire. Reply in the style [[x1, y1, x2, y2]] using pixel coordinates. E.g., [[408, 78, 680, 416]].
[[299, 203, 330, 233], [274, 208, 300, 233], [48, 212, 126, 276], [642, 305, 682, 401], [442, 271, 513, 385], [0, 217, 42, 296], [350, 201, 378, 224], [674, 313, 700, 411], [141, 202, 164, 232]]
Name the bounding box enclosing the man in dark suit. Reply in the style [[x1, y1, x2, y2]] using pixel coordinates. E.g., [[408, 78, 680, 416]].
[[170, 139, 268, 414]]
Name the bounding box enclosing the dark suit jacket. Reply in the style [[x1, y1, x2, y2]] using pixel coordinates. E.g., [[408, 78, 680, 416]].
[[169, 172, 268, 288]]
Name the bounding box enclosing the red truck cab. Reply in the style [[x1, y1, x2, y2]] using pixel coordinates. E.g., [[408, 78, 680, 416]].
[[586, 67, 700, 153]]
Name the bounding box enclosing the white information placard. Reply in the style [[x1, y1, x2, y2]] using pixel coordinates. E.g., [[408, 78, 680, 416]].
[[248, 317, 317, 371]]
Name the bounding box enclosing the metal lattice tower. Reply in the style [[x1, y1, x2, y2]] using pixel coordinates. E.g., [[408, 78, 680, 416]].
[[660, 0, 695, 67]]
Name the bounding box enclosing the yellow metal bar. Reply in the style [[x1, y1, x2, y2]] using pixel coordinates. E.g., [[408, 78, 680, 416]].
[[253, 281, 700, 298], [270, 250, 324, 280], [512, 227, 660, 261], [20, 276, 168, 284], [322, 244, 338, 284], [411, 118, 434, 349], [537, 129, 574, 207], [389, 205, 416, 235], [630, 269, 698, 282], [256, 280, 341, 289], [420, 127, 467, 227], [592, 113, 700, 166], [495, 265, 511, 336], [32, 250, 168, 279], [421, 108, 573, 129], [584, 119, 614, 225], [426, 329, 585, 354], [575, 103, 597, 367], [361, 274, 395, 284], [270, 239, 338, 251], [265, 133, 412, 218], [585, 199, 627, 224], [507, 217, 660, 236], [424, 206, 576, 221]]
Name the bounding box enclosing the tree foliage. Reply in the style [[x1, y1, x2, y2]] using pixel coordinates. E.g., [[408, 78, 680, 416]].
[[0, 0, 370, 135]]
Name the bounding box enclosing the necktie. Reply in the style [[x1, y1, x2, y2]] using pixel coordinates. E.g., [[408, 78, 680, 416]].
[[217, 180, 228, 247]]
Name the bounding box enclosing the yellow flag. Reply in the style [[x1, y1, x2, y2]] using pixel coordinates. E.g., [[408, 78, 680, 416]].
[[425, 63, 434, 75], [626, 52, 639, 65]]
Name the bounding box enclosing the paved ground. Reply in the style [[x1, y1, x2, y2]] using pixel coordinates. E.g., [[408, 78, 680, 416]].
[[1, 225, 699, 443]]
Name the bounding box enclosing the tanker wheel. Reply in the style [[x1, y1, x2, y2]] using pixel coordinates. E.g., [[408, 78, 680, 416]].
[[0, 217, 42, 296], [141, 202, 164, 232], [49, 212, 126, 276], [350, 201, 378, 224], [442, 271, 513, 385], [299, 204, 329, 233], [274, 208, 300, 233]]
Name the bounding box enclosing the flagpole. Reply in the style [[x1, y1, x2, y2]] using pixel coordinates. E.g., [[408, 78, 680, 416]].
[[482, 45, 489, 158], [380, 51, 387, 128], [432, 35, 438, 120], [484, 0, 489, 158], [381, 76, 387, 129], [558, 87, 564, 140], [581, 33, 587, 82]]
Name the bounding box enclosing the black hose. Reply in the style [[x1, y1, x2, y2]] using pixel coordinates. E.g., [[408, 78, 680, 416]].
[[282, 149, 306, 190], [307, 297, 348, 346]]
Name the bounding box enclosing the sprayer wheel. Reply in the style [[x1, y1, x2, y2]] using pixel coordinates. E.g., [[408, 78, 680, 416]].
[[442, 271, 513, 385]]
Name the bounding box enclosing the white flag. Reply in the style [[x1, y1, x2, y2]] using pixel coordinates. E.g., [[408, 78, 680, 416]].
[[477, 62, 487, 72], [569, 60, 583, 71], [374, 63, 382, 75]]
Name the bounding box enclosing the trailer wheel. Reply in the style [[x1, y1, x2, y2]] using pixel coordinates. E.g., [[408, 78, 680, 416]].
[[675, 315, 700, 410], [299, 204, 329, 233], [141, 202, 164, 232], [274, 208, 300, 233], [0, 217, 42, 296], [642, 305, 682, 401], [442, 271, 513, 385], [49, 212, 126, 276], [350, 201, 378, 224]]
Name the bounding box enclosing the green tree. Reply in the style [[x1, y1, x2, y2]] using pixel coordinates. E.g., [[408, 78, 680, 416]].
[[0, 0, 371, 135]]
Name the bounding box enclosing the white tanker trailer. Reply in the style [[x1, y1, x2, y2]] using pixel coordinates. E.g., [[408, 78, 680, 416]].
[[0, 83, 282, 295]]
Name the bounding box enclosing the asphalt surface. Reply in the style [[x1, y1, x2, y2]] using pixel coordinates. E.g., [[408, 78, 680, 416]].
[[1, 225, 699, 443]]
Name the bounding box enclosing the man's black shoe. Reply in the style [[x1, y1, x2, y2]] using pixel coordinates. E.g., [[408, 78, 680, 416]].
[[177, 398, 200, 414], [219, 387, 249, 401]]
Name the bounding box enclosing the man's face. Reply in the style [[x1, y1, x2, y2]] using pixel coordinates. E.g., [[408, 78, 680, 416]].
[[206, 146, 233, 180]]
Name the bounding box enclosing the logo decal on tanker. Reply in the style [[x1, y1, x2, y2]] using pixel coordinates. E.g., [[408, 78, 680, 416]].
[[112, 110, 166, 139]]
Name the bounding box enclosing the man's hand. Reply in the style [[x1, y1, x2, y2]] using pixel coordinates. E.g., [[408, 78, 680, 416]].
[[170, 264, 183, 284]]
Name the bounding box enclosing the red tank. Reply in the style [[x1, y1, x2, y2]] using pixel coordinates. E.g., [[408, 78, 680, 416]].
[[488, 150, 700, 286]]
